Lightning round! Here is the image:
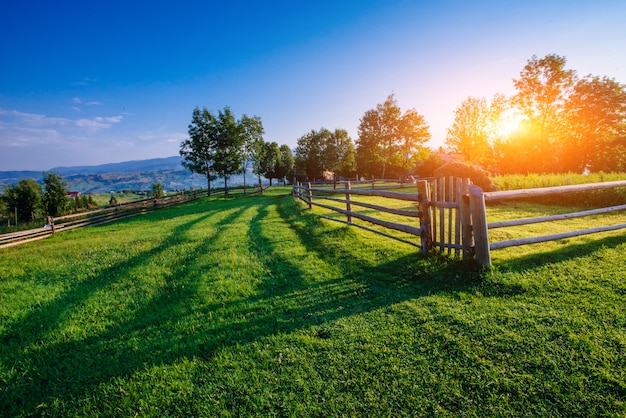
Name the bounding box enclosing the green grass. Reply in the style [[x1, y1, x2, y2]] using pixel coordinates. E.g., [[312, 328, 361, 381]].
[[1, 187, 625, 416]]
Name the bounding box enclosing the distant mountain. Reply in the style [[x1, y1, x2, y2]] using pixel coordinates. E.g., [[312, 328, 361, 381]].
[[0, 156, 266, 194], [49, 156, 185, 176]]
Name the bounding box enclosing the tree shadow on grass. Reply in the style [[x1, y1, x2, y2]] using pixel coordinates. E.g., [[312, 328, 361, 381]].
[[0, 194, 481, 416]]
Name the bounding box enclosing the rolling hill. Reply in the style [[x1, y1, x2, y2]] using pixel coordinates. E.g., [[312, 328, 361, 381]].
[[0, 156, 262, 194]]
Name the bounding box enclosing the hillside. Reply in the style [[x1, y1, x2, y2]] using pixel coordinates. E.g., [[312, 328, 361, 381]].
[[0, 156, 263, 194]]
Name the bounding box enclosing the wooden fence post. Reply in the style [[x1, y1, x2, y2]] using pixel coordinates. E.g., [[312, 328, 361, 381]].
[[459, 178, 473, 261], [468, 184, 491, 267], [346, 181, 352, 223], [417, 180, 431, 255], [307, 182, 313, 210]]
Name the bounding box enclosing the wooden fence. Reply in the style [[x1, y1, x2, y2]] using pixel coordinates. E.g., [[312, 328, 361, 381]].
[[0, 193, 199, 249], [294, 178, 626, 267], [469, 180, 626, 266], [293, 178, 471, 257]]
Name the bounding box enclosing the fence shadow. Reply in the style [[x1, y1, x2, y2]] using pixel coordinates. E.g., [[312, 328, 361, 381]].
[[0, 194, 480, 416]]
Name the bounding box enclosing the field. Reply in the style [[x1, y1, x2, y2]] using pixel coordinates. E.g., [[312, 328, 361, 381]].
[[1, 187, 625, 416]]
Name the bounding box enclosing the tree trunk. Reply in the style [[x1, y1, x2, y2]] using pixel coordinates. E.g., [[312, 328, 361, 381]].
[[224, 177, 228, 198], [207, 174, 211, 197]]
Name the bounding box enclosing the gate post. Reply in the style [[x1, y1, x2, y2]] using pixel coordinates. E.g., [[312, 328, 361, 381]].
[[307, 182, 313, 210], [459, 178, 473, 261], [346, 181, 352, 223], [417, 180, 431, 255], [468, 185, 491, 267]]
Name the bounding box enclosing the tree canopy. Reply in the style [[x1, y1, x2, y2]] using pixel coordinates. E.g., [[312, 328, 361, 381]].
[[295, 128, 356, 180], [43, 172, 69, 217], [356, 94, 430, 179], [446, 54, 626, 174], [180, 106, 265, 195]]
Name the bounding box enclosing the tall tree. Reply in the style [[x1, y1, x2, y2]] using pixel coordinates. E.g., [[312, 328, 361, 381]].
[[295, 129, 325, 180], [240, 114, 265, 192], [295, 128, 357, 180], [43, 172, 68, 216], [398, 108, 431, 175], [356, 94, 430, 179], [259, 141, 281, 186], [2, 178, 43, 223], [212, 106, 245, 197], [180, 107, 218, 196], [566, 75, 626, 172], [324, 129, 357, 179], [275, 144, 295, 184], [510, 54, 577, 172], [446, 94, 505, 166]]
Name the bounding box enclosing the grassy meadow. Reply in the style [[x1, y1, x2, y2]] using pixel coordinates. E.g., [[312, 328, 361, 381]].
[[1, 186, 625, 416]]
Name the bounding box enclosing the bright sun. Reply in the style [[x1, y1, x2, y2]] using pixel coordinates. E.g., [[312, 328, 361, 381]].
[[493, 109, 522, 137]]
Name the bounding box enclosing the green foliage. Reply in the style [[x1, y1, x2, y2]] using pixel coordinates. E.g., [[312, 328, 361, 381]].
[[68, 194, 97, 213], [434, 160, 498, 191], [0, 192, 624, 416], [295, 128, 357, 180], [446, 54, 626, 174], [415, 150, 445, 177], [1, 178, 43, 222], [276, 144, 295, 183], [356, 93, 430, 178], [151, 182, 164, 198], [180, 106, 265, 197], [43, 172, 69, 216]]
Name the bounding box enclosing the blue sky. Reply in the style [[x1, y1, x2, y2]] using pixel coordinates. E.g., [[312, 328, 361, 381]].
[[1, 0, 625, 171]]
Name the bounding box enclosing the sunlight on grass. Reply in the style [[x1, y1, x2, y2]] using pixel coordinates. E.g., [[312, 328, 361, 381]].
[[1, 190, 625, 416]]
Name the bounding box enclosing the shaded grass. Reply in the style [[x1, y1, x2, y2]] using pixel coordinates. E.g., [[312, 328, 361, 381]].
[[0, 189, 625, 416]]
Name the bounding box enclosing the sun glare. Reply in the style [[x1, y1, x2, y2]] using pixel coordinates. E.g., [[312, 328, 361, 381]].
[[494, 109, 522, 138]]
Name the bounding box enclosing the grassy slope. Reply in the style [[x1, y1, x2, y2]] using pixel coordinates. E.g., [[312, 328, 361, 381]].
[[0, 188, 625, 416]]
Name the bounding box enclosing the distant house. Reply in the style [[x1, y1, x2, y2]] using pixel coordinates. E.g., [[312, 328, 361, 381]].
[[66, 191, 81, 198]]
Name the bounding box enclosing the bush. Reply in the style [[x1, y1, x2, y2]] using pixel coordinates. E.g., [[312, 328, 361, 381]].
[[433, 161, 498, 191]]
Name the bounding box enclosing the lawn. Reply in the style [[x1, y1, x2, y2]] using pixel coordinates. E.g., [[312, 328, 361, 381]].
[[0, 187, 624, 416]]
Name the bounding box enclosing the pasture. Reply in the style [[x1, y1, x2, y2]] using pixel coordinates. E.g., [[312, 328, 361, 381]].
[[0, 187, 624, 416]]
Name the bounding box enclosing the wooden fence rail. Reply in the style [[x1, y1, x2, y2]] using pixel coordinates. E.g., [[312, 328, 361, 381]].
[[0, 193, 199, 249], [293, 179, 466, 255], [294, 178, 626, 267], [471, 180, 626, 266]]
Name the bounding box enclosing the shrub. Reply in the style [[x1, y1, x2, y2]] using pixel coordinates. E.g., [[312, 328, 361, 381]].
[[433, 161, 498, 191]]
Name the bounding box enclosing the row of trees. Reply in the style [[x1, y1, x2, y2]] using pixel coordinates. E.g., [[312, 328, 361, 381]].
[[180, 106, 294, 195], [1, 173, 74, 224], [293, 94, 432, 181], [183, 54, 626, 187], [446, 54, 626, 174]]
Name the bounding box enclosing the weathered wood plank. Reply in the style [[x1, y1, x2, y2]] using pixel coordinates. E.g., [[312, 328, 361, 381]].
[[488, 204, 626, 229], [483, 180, 626, 202], [490, 223, 626, 250]]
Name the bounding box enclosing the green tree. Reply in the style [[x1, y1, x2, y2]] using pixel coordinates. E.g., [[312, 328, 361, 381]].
[[180, 107, 218, 196], [151, 182, 164, 198], [446, 95, 505, 166], [275, 144, 295, 184], [259, 141, 281, 186], [213, 107, 246, 197], [356, 94, 430, 179], [2, 178, 43, 223], [566, 75, 626, 172], [510, 54, 577, 172], [240, 114, 265, 192], [43, 172, 68, 216], [295, 130, 325, 180], [324, 129, 357, 179], [295, 128, 357, 180]]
